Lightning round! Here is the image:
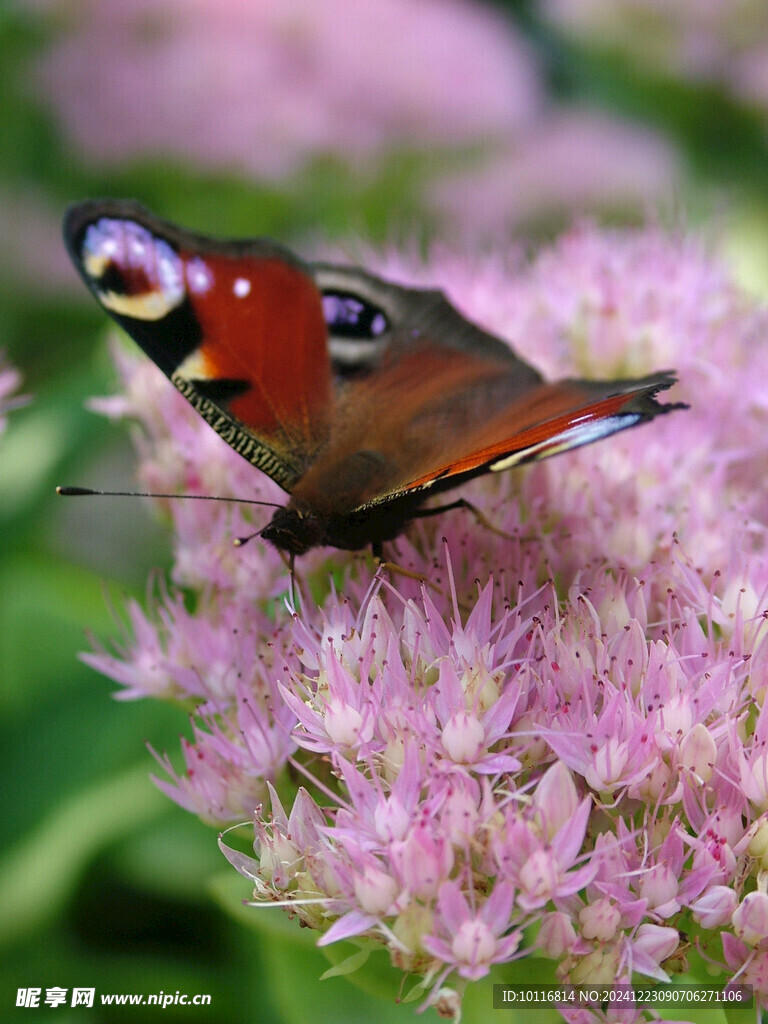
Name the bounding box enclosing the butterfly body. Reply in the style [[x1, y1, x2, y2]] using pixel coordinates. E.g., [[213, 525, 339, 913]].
[[64, 200, 686, 556]]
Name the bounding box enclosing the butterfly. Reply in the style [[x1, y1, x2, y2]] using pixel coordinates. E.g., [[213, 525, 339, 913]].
[[63, 200, 686, 558]]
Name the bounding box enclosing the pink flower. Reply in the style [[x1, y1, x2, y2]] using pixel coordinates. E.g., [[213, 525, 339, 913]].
[[492, 772, 596, 910], [733, 892, 768, 947], [80, 225, 768, 1017], [32, 0, 681, 235], [723, 935, 768, 1005], [422, 880, 522, 981], [629, 923, 680, 981], [33, 0, 538, 177], [0, 354, 24, 433], [579, 897, 622, 943], [538, 911, 578, 958], [690, 885, 739, 929], [389, 811, 455, 902], [429, 108, 680, 237]]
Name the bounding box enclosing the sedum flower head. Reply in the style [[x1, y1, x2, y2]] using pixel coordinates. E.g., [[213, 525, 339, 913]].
[[83, 225, 768, 1020], [32, 0, 678, 235], [33, 0, 537, 178]]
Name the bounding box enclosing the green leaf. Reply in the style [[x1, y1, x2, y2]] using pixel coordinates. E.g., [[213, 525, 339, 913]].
[[319, 947, 372, 979], [0, 763, 168, 948]]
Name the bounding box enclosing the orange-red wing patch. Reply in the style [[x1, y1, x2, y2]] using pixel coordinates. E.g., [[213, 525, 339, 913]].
[[180, 250, 332, 436], [363, 378, 676, 503]]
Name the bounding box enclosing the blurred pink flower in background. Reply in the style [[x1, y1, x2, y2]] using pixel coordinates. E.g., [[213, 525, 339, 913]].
[[34, 0, 540, 177], [544, 0, 768, 112], [428, 108, 679, 236], [32, 0, 681, 232], [83, 223, 768, 1017], [0, 355, 25, 433]]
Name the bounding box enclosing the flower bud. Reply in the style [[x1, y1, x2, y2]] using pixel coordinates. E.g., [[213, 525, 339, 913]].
[[679, 723, 716, 781], [441, 711, 485, 764], [733, 891, 768, 945], [354, 863, 399, 916], [579, 897, 621, 942], [538, 912, 577, 958], [748, 821, 768, 863], [569, 947, 621, 986], [690, 886, 738, 928]]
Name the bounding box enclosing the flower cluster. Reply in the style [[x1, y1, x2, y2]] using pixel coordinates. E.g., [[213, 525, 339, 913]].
[[31, 0, 678, 232], [33, 0, 536, 177], [84, 225, 768, 1021], [427, 108, 678, 238]]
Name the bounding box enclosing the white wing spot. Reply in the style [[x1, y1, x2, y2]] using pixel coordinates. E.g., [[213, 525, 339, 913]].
[[187, 257, 214, 294], [233, 277, 251, 298]]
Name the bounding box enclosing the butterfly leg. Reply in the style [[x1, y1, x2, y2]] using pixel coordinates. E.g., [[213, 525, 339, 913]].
[[365, 539, 437, 587], [288, 553, 298, 607], [282, 551, 312, 611], [376, 559, 429, 585], [411, 497, 515, 541]]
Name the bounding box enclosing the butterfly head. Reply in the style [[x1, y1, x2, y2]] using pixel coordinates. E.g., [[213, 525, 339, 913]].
[[260, 505, 327, 556]]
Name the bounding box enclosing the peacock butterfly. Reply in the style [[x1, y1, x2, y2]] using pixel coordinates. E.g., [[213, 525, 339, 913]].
[[63, 200, 686, 557]]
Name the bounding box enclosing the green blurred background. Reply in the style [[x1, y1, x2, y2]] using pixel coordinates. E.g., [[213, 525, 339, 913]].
[[3, 1, 768, 1020]]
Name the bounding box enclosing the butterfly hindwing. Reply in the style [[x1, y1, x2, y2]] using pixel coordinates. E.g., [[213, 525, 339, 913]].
[[297, 266, 683, 515], [354, 373, 682, 511], [313, 261, 542, 386]]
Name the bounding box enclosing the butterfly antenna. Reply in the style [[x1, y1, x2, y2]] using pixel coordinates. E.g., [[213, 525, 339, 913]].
[[233, 531, 260, 547], [56, 485, 283, 509]]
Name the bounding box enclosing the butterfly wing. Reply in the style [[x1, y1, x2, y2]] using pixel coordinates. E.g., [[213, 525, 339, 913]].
[[283, 265, 684, 517], [64, 201, 549, 494], [314, 261, 542, 386], [353, 369, 683, 513], [64, 202, 685, 551], [64, 200, 332, 490]]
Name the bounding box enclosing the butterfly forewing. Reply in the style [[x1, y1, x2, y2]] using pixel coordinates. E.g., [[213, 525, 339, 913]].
[[64, 200, 333, 488]]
